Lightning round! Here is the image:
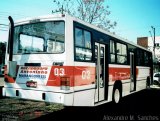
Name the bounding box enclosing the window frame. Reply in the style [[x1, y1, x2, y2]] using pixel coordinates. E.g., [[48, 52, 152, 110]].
[[116, 42, 127, 64], [13, 20, 65, 54], [109, 40, 116, 63], [74, 27, 93, 62]]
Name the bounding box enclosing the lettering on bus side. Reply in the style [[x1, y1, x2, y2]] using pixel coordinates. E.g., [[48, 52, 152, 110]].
[[54, 68, 65, 76], [82, 70, 91, 80]]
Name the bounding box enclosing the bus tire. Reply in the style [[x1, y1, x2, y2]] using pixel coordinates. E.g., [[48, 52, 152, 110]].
[[112, 83, 122, 104]]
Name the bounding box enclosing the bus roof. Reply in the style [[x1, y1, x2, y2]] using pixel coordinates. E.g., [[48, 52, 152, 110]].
[[70, 14, 151, 52], [14, 13, 151, 52]]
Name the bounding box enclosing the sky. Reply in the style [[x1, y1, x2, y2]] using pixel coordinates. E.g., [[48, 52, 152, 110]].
[[0, 0, 160, 43]]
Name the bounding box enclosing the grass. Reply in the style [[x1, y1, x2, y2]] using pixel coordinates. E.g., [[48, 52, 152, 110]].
[[0, 97, 64, 120]]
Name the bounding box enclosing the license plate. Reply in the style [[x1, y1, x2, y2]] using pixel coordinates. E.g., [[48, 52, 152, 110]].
[[26, 81, 37, 88]]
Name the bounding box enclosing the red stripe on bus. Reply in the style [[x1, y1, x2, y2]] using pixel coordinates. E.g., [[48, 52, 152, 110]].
[[109, 67, 138, 81], [109, 67, 130, 81], [4, 65, 16, 83], [4, 65, 141, 87], [74, 66, 95, 86], [4, 75, 15, 83], [46, 66, 95, 87], [47, 66, 74, 86]]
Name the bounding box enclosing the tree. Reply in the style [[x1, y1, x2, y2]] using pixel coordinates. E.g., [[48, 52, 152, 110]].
[[52, 0, 117, 31]]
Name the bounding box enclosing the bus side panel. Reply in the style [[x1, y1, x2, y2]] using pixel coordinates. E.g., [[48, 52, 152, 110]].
[[73, 64, 96, 106], [73, 87, 95, 106], [136, 66, 150, 91]]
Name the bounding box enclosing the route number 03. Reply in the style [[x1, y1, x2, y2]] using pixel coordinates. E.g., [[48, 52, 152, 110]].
[[82, 70, 90, 80], [54, 68, 65, 76]]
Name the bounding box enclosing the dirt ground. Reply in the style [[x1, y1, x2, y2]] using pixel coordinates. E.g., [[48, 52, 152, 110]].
[[0, 77, 4, 86], [0, 77, 64, 120], [0, 97, 64, 121]]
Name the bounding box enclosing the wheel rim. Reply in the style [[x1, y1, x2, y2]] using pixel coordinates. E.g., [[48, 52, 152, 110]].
[[114, 89, 120, 103]]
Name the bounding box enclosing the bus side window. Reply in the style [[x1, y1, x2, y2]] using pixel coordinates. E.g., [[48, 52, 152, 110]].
[[116, 43, 127, 64], [144, 52, 149, 66], [110, 40, 115, 63], [100, 47, 104, 81], [47, 39, 64, 53], [75, 27, 92, 61], [95, 45, 98, 65], [95, 45, 98, 86]]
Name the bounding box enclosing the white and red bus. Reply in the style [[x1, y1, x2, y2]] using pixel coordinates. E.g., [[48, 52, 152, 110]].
[[3, 14, 153, 106]]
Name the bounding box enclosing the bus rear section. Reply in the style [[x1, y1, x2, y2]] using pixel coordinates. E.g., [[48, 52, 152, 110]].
[[3, 15, 76, 106], [3, 15, 96, 106], [3, 62, 96, 106], [3, 64, 75, 105]]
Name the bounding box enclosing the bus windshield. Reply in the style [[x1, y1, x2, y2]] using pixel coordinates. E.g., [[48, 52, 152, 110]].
[[13, 21, 65, 54]]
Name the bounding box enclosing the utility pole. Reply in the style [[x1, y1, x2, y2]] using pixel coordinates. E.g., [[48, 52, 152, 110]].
[[149, 26, 156, 85], [151, 26, 155, 63], [151, 26, 156, 76]]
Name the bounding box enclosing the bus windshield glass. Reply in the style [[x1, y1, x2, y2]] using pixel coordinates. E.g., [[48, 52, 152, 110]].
[[13, 21, 65, 54]]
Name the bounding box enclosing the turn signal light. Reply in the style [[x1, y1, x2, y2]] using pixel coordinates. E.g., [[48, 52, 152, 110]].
[[60, 77, 70, 90]]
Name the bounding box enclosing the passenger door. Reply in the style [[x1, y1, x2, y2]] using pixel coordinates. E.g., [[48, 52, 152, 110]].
[[130, 52, 136, 91], [95, 42, 108, 103]]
